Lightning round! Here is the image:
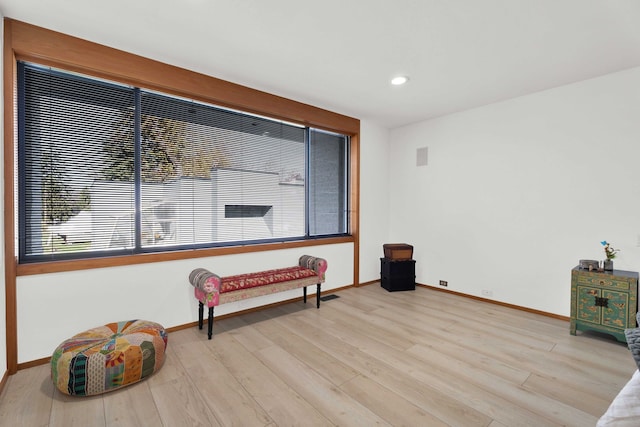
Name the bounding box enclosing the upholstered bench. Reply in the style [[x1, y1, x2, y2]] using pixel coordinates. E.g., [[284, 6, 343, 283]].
[[51, 319, 168, 396], [189, 255, 327, 339]]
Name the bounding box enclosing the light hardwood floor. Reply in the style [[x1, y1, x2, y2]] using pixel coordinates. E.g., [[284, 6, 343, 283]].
[[0, 284, 636, 426]]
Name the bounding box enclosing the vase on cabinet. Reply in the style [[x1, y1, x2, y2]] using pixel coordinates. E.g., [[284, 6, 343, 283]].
[[604, 259, 614, 271]]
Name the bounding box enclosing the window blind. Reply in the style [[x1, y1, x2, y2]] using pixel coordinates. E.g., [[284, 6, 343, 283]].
[[17, 62, 349, 262]]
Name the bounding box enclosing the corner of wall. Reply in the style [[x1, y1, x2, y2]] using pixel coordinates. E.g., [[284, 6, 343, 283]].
[[358, 120, 391, 282]]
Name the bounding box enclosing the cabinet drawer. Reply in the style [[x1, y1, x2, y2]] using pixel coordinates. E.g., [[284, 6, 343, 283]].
[[573, 273, 631, 291], [381, 276, 415, 292], [380, 258, 415, 277]]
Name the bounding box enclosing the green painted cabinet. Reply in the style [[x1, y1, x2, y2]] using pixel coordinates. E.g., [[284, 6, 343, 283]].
[[570, 267, 639, 343]]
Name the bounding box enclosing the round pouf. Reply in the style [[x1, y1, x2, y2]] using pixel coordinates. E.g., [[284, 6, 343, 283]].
[[51, 319, 168, 396]]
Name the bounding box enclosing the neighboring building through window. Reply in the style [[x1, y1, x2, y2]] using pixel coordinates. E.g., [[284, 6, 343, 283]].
[[17, 62, 349, 263]]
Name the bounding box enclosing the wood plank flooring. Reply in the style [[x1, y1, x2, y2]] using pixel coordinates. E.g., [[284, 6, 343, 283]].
[[0, 284, 636, 426]]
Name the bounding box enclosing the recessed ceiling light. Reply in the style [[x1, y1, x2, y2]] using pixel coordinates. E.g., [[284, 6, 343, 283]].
[[391, 76, 409, 86]]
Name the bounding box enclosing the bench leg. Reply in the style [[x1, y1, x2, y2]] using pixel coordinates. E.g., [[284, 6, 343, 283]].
[[317, 283, 321, 308], [208, 307, 214, 340], [198, 301, 204, 330], [303, 286, 307, 304]]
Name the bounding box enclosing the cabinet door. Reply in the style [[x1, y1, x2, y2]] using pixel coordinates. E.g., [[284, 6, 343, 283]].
[[601, 289, 629, 329], [577, 285, 629, 329], [576, 286, 600, 324]]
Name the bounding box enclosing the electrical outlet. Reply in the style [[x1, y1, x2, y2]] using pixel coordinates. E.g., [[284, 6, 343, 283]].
[[481, 289, 493, 297], [439, 280, 448, 287]]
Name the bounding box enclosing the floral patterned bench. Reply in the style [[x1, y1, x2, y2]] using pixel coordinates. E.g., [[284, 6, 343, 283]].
[[189, 255, 327, 339]]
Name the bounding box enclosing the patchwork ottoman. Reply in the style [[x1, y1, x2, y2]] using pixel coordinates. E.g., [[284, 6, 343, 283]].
[[51, 319, 168, 396]]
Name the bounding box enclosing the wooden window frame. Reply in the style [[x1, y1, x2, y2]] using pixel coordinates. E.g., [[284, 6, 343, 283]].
[[3, 18, 361, 373]]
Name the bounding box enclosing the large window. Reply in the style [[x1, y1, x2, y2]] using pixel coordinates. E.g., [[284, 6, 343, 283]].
[[18, 63, 349, 263]]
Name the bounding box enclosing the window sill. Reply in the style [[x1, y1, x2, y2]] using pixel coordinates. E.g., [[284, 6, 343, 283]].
[[15, 235, 354, 276]]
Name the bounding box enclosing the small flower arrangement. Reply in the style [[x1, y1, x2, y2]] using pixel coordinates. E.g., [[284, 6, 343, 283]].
[[601, 241, 620, 260]]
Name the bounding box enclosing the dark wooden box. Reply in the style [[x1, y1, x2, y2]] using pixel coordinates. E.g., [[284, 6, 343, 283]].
[[380, 258, 415, 292]]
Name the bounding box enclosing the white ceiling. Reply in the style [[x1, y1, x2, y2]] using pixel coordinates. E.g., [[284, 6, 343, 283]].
[[2, 0, 640, 129]]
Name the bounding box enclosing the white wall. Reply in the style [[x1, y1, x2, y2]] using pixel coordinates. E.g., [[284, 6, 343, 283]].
[[389, 66, 640, 316], [358, 120, 391, 283], [17, 243, 352, 362]]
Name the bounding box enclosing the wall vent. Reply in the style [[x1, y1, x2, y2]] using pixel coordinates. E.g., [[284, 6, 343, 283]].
[[416, 147, 428, 167]]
